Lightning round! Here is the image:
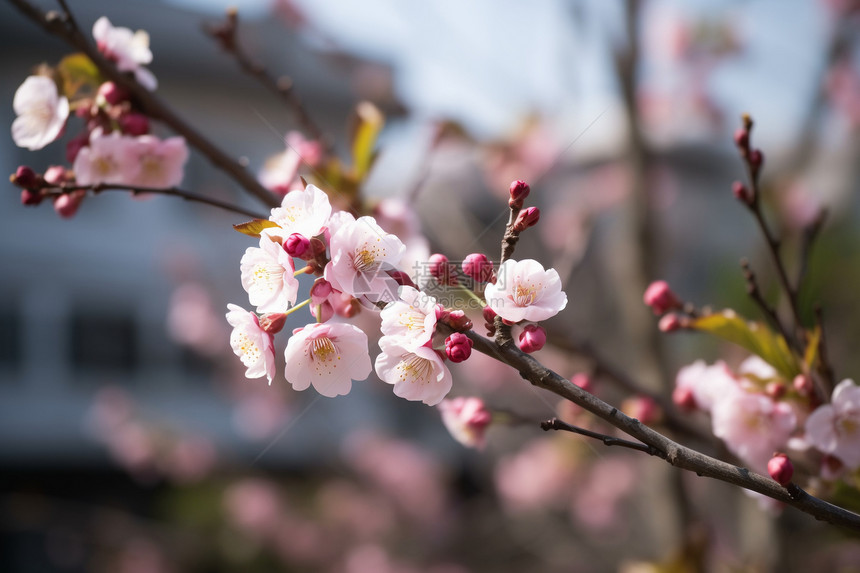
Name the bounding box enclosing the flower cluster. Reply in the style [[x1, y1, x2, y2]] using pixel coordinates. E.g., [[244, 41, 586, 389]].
[[10, 17, 187, 217]]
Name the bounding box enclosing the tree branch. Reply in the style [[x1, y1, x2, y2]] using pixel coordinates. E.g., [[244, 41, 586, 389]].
[[542, 417, 661, 455], [6, 0, 280, 209]]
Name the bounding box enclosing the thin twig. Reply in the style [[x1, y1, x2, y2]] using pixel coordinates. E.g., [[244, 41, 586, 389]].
[[797, 209, 828, 292], [204, 9, 332, 154], [542, 417, 661, 456], [741, 258, 797, 352], [814, 304, 836, 396], [7, 0, 279, 209], [44, 183, 267, 219]]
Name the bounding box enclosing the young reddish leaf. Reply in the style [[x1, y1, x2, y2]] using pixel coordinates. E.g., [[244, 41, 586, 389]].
[[690, 310, 800, 379], [232, 219, 280, 238]]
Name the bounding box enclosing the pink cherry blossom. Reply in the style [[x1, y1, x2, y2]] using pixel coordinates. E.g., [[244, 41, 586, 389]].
[[484, 258, 567, 323], [325, 216, 406, 303], [12, 75, 69, 151], [73, 131, 137, 185], [711, 388, 797, 473], [438, 397, 492, 449], [93, 17, 157, 90], [375, 336, 452, 406], [674, 359, 738, 412], [266, 184, 332, 241], [379, 286, 437, 349], [283, 322, 371, 397], [226, 304, 276, 384], [805, 379, 860, 468], [121, 135, 188, 188], [240, 236, 299, 313]]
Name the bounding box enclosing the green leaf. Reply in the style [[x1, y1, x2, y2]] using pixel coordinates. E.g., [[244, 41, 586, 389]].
[[350, 101, 384, 181], [804, 325, 821, 371], [690, 310, 800, 379], [57, 53, 103, 98], [232, 219, 279, 238]]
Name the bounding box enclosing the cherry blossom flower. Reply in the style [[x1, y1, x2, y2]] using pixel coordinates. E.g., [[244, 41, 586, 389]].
[[266, 184, 332, 241], [12, 75, 69, 150], [284, 323, 371, 397], [93, 16, 157, 90], [121, 135, 188, 188], [375, 336, 452, 405], [240, 236, 299, 313], [674, 359, 737, 412], [379, 286, 437, 350], [711, 388, 797, 472], [484, 258, 567, 323], [73, 131, 136, 185], [806, 379, 860, 469], [226, 304, 276, 384], [438, 397, 492, 449], [325, 216, 406, 303]]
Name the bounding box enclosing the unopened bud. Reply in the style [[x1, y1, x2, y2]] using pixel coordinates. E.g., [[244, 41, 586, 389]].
[[20, 189, 43, 206], [622, 396, 661, 425], [672, 385, 697, 411], [284, 233, 310, 258], [765, 382, 787, 400], [53, 190, 85, 218], [513, 206, 540, 232], [97, 81, 129, 106], [733, 127, 749, 151], [258, 312, 287, 334], [310, 278, 333, 304], [482, 306, 497, 337], [43, 165, 67, 186], [570, 373, 593, 393], [643, 280, 682, 315], [732, 181, 753, 205], [445, 309, 472, 332], [428, 253, 457, 285], [518, 324, 546, 353], [445, 332, 474, 363], [767, 453, 793, 486], [11, 165, 39, 189], [311, 301, 334, 323], [508, 179, 530, 209], [793, 374, 813, 396], [119, 112, 149, 136], [658, 313, 684, 332], [462, 253, 494, 284], [749, 149, 764, 175]]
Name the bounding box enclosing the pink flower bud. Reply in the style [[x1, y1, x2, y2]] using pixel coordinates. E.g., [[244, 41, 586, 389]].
[[767, 453, 793, 486], [445, 309, 472, 332], [12, 165, 39, 189], [622, 396, 660, 425], [483, 306, 497, 337], [310, 278, 333, 304], [508, 179, 531, 209], [793, 374, 813, 396], [445, 332, 474, 363], [43, 165, 67, 186], [658, 313, 683, 332], [429, 253, 457, 285], [97, 81, 129, 105], [513, 206, 540, 232], [53, 190, 85, 218], [749, 149, 764, 171], [20, 189, 43, 206], [311, 301, 334, 323], [438, 396, 492, 449], [119, 112, 149, 136], [570, 373, 593, 393], [258, 312, 287, 334], [643, 280, 681, 315], [733, 127, 749, 150], [765, 382, 786, 400], [732, 181, 752, 205], [462, 253, 494, 283], [672, 385, 697, 411], [66, 133, 89, 163], [284, 233, 310, 258], [518, 324, 546, 353]]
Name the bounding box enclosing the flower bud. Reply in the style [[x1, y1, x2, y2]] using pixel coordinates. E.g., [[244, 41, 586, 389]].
[[513, 206, 540, 232], [53, 190, 85, 219], [310, 278, 333, 304], [672, 385, 697, 411], [445, 309, 472, 332], [732, 181, 753, 205], [428, 253, 456, 285], [508, 179, 530, 209], [445, 332, 474, 363], [622, 396, 661, 425], [97, 81, 129, 106], [733, 127, 749, 150], [518, 324, 546, 353], [749, 149, 764, 172], [793, 374, 813, 396], [462, 253, 494, 284], [482, 305, 497, 337], [119, 112, 149, 136], [570, 373, 593, 393], [658, 313, 683, 332], [767, 453, 793, 486], [438, 397, 492, 449], [20, 189, 43, 206], [311, 301, 334, 323], [765, 382, 786, 400], [258, 312, 287, 334], [284, 233, 310, 258], [43, 165, 67, 186], [11, 165, 39, 189], [643, 280, 681, 315]]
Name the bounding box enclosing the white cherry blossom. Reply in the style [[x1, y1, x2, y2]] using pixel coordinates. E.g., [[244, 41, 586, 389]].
[[265, 184, 332, 242], [226, 304, 276, 384], [240, 236, 299, 313], [73, 131, 137, 185], [375, 336, 452, 406], [284, 322, 372, 397], [12, 76, 69, 151], [806, 379, 860, 469], [379, 286, 437, 350], [121, 135, 188, 188], [93, 17, 157, 90], [484, 258, 567, 323]]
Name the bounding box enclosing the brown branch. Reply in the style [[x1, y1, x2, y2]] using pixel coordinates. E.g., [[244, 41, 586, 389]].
[[741, 258, 798, 352], [462, 327, 860, 531], [542, 417, 661, 455], [203, 9, 332, 154], [814, 304, 836, 397], [7, 0, 279, 209], [42, 183, 267, 219]]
